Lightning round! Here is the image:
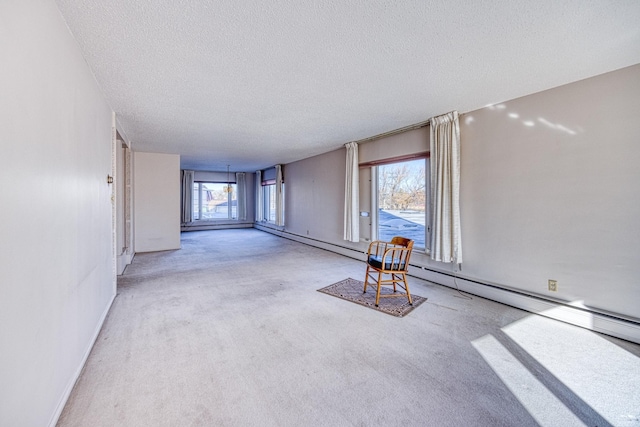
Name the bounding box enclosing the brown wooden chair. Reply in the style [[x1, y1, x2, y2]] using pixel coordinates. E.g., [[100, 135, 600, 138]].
[[363, 236, 414, 307]]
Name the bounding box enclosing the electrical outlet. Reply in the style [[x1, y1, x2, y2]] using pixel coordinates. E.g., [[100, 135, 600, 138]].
[[548, 280, 557, 292]]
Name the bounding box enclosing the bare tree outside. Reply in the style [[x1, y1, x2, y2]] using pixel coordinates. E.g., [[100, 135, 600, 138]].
[[378, 159, 426, 246], [379, 163, 425, 211]]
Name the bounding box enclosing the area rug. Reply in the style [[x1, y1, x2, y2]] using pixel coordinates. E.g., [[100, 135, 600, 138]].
[[318, 277, 427, 317]]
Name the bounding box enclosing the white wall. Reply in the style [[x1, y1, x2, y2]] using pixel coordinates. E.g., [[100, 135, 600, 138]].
[[459, 63, 640, 320], [0, 0, 115, 425], [284, 149, 353, 246], [134, 152, 181, 252], [278, 64, 640, 332], [359, 126, 429, 164], [281, 128, 431, 256]]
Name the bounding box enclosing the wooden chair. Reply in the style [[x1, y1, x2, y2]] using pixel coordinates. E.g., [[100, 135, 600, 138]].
[[363, 236, 414, 307]]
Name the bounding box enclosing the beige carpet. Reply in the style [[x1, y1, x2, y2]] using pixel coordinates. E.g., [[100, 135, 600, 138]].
[[57, 229, 640, 427], [318, 277, 427, 317]]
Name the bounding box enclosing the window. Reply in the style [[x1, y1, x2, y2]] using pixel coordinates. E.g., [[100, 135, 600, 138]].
[[258, 166, 284, 225], [261, 181, 285, 224], [263, 183, 276, 222], [376, 158, 427, 248], [262, 184, 276, 222], [192, 182, 237, 220]]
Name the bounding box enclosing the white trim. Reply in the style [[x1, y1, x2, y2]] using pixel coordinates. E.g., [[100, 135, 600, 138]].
[[115, 116, 131, 149], [48, 293, 116, 427], [116, 252, 134, 275], [111, 113, 118, 287]]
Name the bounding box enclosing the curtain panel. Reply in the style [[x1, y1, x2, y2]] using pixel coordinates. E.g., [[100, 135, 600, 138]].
[[255, 170, 263, 222], [236, 172, 247, 221], [429, 111, 462, 264], [343, 142, 359, 242], [275, 165, 284, 226], [181, 170, 194, 224]]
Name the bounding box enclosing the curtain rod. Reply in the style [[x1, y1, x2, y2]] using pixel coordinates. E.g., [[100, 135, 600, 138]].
[[351, 111, 465, 146], [351, 118, 431, 145]]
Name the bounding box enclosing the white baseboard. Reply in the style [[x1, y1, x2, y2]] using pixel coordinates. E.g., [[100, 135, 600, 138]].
[[253, 224, 367, 261], [256, 225, 640, 344], [116, 252, 134, 275], [181, 222, 254, 232], [48, 291, 116, 427], [410, 267, 640, 344]]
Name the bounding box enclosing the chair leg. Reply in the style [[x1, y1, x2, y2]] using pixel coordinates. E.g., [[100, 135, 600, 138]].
[[363, 266, 370, 293], [375, 272, 383, 307], [402, 273, 413, 305]]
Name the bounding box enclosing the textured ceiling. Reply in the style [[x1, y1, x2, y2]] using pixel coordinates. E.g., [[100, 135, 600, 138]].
[[54, 0, 640, 172]]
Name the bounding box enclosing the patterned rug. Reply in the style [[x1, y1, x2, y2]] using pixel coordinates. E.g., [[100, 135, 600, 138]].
[[318, 277, 427, 317]]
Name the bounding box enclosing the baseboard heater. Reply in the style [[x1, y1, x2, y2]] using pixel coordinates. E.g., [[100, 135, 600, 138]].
[[254, 223, 640, 345]]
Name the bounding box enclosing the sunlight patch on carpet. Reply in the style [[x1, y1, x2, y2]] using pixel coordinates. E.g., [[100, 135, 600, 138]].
[[318, 277, 427, 317]]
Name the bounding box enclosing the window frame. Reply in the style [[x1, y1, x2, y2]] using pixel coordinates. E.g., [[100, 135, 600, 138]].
[[261, 180, 277, 223], [371, 156, 430, 251], [263, 183, 276, 223], [192, 181, 237, 221]]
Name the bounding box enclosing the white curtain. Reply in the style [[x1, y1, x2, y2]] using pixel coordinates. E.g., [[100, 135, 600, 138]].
[[255, 170, 263, 222], [429, 111, 462, 264], [343, 142, 359, 242], [236, 172, 247, 221], [275, 165, 284, 226], [181, 170, 194, 224]]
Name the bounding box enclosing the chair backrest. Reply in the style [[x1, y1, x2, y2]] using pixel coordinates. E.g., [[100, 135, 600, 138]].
[[390, 236, 413, 249], [366, 236, 415, 271], [385, 236, 414, 271]]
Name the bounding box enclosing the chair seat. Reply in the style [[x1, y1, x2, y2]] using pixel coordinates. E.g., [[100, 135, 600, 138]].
[[368, 255, 406, 271]]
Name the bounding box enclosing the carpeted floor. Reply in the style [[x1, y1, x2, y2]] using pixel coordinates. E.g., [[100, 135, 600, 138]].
[[57, 229, 640, 427]]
